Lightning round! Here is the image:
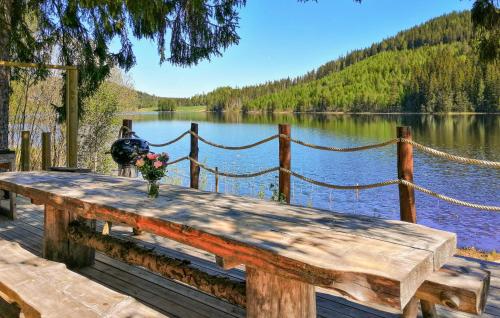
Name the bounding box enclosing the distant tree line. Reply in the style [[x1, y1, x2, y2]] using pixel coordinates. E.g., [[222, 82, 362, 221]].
[[188, 11, 499, 113]]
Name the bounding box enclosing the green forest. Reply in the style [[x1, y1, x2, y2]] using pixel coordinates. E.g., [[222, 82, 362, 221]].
[[182, 11, 498, 113]]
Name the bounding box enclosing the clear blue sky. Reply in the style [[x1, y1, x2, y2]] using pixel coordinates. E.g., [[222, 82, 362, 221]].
[[126, 0, 472, 98]]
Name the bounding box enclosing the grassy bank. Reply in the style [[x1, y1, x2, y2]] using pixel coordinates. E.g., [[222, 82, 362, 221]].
[[457, 247, 499, 262]]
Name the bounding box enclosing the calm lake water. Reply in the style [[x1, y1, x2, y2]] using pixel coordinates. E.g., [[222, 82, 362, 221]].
[[124, 112, 500, 251]]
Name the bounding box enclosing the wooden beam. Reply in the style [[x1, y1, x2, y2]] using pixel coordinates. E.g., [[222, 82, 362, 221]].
[[215, 255, 240, 270], [278, 124, 291, 203], [41, 132, 51, 171], [246, 266, 316, 318], [190, 122, 199, 189], [67, 221, 246, 307], [0, 60, 77, 70], [397, 126, 416, 223], [66, 68, 78, 168], [416, 256, 490, 315], [20, 131, 30, 171]]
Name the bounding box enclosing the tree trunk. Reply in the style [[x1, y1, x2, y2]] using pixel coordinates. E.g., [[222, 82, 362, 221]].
[[0, 0, 12, 151]]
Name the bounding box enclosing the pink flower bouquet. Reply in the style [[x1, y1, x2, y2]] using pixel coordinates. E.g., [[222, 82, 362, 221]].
[[135, 152, 169, 198]]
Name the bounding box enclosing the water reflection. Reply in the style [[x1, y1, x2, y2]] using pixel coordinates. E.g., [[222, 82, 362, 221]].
[[123, 112, 499, 251]]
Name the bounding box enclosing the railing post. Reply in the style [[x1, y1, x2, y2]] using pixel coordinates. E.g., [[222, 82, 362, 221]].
[[398, 126, 433, 317], [215, 167, 219, 192], [190, 123, 200, 189], [66, 68, 78, 168], [20, 131, 30, 171], [42, 132, 51, 171], [279, 124, 291, 204], [397, 126, 416, 223], [118, 119, 136, 178]]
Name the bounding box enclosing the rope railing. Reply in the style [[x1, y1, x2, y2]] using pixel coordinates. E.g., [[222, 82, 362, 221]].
[[399, 138, 500, 169], [189, 131, 279, 150], [148, 131, 191, 147], [121, 125, 500, 169], [119, 123, 500, 211], [182, 159, 500, 211], [400, 180, 500, 212], [188, 157, 280, 178], [282, 135, 399, 152]]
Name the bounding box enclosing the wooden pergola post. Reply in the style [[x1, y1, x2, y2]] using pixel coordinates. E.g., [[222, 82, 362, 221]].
[[66, 68, 78, 168]]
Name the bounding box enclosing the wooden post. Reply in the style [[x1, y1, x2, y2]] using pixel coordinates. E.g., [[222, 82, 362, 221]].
[[279, 124, 291, 204], [215, 167, 219, 192], [246, 266, 316, 318], [66, 68, 78, 168], [190, 122, 200, 189], [43, 204, 95, 268], [401, 296, 419, 318], [20, 131, 30, 171], [397, 126, 416, 223], [397, 126, 432, 318], [41, 132, 51, 171]]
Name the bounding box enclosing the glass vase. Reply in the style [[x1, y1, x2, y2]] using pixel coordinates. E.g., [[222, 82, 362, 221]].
[[147, 180, 160, 198]]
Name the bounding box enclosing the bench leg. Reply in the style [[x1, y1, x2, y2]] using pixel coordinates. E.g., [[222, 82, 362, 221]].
[[43, 204, 95, 268], [401, 296, 419, 318], [246, 266, 316, 318], [0, 162, 16, 220], [420, 300, 438, 318]]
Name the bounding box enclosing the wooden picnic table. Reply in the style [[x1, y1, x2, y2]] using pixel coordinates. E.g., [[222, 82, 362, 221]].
[[0, 171, 457, 317]]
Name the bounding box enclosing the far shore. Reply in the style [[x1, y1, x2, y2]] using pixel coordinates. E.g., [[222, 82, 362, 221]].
[[120, 107, 499, 116]]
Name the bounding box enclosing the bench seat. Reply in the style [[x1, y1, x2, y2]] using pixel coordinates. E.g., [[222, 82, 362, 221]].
[[417, 256, 491, 316], [0, 240, 166, 318]]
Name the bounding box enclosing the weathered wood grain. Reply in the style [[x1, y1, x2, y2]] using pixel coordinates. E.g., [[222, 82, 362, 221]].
[[0, 239, 167, 317], [43, 204, 95, 268], [246, 266, 316, 318], [0, 172, 457, 310], [416, 256, 491, 315]]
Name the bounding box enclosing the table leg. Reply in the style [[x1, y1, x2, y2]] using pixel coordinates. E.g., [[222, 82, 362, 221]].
[[0, 161, 16, 220], [420, 300, 438, 318], [401, 296, 419, 318], [43, 204, 95, 268], [246, 266, 316, 318]]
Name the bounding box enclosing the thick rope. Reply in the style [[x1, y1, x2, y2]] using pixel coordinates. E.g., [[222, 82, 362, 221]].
[[189, 131, 279, 150], [279, 168, 401, 190], [400, 180, 500, 211], [399, 138, 500, 169], [281, 135, 399, 152], [188, 157, 279, 178], [165, 156, 189, 166], [148, 131, 191, 147]]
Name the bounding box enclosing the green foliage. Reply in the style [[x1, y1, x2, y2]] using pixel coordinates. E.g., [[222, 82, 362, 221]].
[[471, 0, 500, 62], [3, 0, 247, 123], [78, 81, 121, 173], [194, 11, 498, 113]]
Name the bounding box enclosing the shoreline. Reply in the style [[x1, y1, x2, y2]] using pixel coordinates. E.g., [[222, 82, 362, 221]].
[[120, 109, 500, 116]]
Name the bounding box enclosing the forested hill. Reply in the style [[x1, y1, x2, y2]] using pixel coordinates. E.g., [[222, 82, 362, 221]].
[[186, 11, 499, 113]]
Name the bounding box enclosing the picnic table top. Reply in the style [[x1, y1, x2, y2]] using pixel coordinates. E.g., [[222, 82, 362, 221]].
[[0, 171, 456, 310]]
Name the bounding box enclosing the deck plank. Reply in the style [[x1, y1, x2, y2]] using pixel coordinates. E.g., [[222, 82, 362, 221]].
[[0, 198, 497, 318]]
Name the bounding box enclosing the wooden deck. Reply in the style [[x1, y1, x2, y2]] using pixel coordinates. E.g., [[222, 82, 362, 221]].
[[0, 198, 498, 318]]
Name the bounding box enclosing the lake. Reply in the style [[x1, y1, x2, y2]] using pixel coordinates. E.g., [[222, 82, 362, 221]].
[[124, 112, 499, 251]]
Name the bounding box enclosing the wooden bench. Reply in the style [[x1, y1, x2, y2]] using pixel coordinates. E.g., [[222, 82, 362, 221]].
[[0, 239, 166, 318], [416, 256, 490, 317]]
